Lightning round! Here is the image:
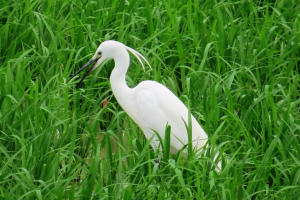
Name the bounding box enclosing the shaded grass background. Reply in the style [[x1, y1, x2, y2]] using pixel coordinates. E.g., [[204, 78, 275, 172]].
[[0, 0, 300, 199]]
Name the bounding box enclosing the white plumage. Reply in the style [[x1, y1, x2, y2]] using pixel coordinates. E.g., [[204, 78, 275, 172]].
[[69, 40, 220, 169]]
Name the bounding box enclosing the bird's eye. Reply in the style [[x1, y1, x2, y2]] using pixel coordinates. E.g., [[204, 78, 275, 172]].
[[98, 51, 102, 56]]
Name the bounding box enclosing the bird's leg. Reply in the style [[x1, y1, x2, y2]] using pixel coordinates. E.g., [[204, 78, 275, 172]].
[[156, 152, 162, 165]]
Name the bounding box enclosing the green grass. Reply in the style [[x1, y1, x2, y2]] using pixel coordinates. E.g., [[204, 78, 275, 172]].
[[1, 0, 300, 199]]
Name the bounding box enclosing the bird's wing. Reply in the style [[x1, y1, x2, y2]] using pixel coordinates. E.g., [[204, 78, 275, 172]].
[[135, 81, 207, 153]]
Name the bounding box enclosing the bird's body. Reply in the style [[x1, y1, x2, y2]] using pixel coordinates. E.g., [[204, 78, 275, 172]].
[[114, 80, 207, 154], [69, 40, 218, 167]]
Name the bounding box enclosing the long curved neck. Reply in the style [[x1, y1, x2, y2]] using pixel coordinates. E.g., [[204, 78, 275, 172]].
[[110, 50, 132, 104]]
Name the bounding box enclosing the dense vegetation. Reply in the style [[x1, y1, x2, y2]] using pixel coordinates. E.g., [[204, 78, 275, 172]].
[[0, 0, 299, 199]]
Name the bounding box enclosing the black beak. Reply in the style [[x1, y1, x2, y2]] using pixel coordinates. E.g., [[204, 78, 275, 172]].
[[68, 57, 100, 88]]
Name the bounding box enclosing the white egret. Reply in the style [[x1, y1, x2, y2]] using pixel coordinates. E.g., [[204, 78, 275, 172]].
[[69, 40, 221, 170]]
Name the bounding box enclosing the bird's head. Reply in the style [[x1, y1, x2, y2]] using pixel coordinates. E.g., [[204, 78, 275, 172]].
[[94, 40, 126, 60], [68, 40, 151, 88]]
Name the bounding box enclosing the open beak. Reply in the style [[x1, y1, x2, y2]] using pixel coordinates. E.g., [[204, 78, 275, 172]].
[[68, 57, 100, 88]]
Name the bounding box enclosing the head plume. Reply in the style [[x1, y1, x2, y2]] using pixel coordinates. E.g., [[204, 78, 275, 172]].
[[125, 46, 152, 71]]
